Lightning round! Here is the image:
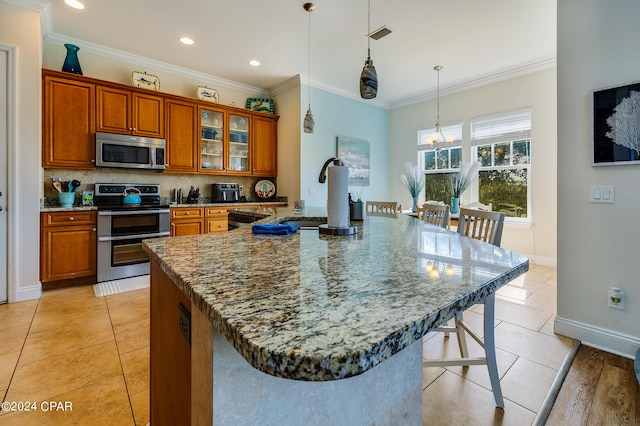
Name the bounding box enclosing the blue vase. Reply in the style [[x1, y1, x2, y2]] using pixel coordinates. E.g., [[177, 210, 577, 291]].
[[451, 197, 460, 214], [62, 44, 83, 75]]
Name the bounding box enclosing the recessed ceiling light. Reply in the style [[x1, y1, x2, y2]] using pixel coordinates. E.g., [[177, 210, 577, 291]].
[[64, 0, 84, 9], [249, 60, 261, 67], [179, 37, 194, 45]]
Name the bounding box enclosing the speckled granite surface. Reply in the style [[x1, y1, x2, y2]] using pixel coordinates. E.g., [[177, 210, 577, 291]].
[[143, 207, 529, 382]]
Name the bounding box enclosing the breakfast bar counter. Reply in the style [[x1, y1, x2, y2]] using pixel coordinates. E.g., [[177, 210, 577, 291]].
[[143, 207, 529, 425]]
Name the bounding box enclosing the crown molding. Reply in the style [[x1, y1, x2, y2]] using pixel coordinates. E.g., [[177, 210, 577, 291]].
[[269, 75, 301, 97], [390, 56, 557, 109], [2, 0, 48, 12], [44, 32, 269, 97]]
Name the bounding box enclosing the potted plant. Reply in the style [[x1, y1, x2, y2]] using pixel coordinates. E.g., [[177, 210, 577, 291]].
[[401, 162, 425, 213], [450, 161, 480, 214]]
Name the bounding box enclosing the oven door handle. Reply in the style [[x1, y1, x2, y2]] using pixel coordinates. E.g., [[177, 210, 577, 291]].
[[98, 209, 170, 216], [98, 231, 170, 242]]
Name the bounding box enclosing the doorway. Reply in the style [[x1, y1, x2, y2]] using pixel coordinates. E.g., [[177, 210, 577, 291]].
[[0, 48, 8, 303]]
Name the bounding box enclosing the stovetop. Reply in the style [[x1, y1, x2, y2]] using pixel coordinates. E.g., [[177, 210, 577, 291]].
[[94, 183, 166, 210]]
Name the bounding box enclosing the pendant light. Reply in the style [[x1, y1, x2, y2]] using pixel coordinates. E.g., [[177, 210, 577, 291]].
[[359, 0, 378, 99], [428, 65, 454, 150], [303, 2, 315, 133]]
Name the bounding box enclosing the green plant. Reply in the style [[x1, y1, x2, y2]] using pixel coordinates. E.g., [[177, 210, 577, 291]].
[[451, 161, 480, 198], [400, 162, 424, 197]]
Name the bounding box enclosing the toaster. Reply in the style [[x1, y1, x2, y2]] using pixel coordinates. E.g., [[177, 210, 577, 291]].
[[212, 183, 240, 202]]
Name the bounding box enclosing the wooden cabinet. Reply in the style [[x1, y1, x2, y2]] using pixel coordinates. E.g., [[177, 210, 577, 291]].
[[42, 73, 96, 169], [205, 208, 228, 233], [170, 207, 204, 236], [251, 114, 278, 176], [165, 99, 198, 173], [227, 113, 251, 174], [198, 107, 226, 173], [96, 85, 164, 138], [171, 207, 229, 235], [40, 211, 97, 283]]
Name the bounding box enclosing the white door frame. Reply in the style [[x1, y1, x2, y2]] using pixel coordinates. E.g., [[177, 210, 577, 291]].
[[1, 44, 16, 303]]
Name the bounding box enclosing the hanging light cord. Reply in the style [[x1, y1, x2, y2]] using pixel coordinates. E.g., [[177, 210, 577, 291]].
[[367, 0, 371, 58], [308, 6, 312, 109]]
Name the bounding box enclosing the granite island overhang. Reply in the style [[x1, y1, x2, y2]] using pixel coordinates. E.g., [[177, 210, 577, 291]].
[[143, 207, 529, 424]]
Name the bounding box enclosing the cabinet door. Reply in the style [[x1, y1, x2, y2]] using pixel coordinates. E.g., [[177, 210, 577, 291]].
[[165, 100, 197, 172], [43, 76, 96, 169], [40, 211, 97, 283], [96, 85, 131, 135], [251, 115, 278, 176], [199, 107, 225, 173], [227, 113, 251, 174], [170, 220, 204, 237], [133, 92, 164, 138]]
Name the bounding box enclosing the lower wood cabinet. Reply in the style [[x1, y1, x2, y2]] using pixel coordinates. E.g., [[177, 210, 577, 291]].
[[170, 207, 229, 236], [40, 211, 97, 284]]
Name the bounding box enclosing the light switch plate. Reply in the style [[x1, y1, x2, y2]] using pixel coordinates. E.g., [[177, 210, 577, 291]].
[[590, 186, 615, 203]]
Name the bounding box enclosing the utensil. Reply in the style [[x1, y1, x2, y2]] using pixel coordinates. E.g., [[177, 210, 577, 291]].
[[70, 180, 81, 192], [52, 181, 62, 193]]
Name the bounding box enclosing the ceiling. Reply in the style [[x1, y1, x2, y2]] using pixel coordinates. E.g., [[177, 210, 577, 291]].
[[38, 0, 556, 107]]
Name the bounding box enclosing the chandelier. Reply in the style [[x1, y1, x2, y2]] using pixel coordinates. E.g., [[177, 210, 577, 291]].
[[428, 65, 454, 150]]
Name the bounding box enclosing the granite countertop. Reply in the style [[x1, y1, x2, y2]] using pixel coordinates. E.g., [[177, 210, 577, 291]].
[[143, 207, 529, 382], [40, 200, 286, 212]]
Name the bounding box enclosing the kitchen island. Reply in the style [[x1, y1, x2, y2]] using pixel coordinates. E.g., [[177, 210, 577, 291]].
[[143, 207, 529, 425]]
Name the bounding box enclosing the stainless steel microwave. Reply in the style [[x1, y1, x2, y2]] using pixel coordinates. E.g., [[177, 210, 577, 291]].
[[95, 132, 166, 170]]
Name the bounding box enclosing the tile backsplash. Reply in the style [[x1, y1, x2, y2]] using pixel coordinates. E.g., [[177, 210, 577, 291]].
[[43, 169, 278, 202]]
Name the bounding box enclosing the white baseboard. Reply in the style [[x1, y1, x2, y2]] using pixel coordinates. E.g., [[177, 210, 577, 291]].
[[530, 255, 557, 267], [554, 316, 639, 359], [14, 284, 42, 302]]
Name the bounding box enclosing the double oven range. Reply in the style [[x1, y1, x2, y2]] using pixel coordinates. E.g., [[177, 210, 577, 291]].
[[94, 183, 170, 282]]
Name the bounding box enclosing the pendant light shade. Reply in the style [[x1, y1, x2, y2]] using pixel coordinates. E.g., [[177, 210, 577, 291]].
[[303, 2, 315, 133], [359, 0, 377, 99]]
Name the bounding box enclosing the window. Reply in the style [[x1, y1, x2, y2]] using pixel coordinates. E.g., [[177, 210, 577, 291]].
[[418, 123, 462, 204], [471, 111, 531, 220]]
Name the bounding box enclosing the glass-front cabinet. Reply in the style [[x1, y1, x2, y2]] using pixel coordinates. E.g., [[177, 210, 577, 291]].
[[199, 107, 225, 171], [228, 113, 250, 173]]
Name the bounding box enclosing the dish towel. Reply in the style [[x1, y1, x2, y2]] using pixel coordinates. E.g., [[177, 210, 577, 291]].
[[252, 223, 300, 235]]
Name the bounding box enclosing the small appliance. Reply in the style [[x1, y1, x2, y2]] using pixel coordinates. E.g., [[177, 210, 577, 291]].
[[212, 183, 240, 202]]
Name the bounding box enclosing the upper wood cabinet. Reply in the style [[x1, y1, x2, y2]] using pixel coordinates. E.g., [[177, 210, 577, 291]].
[[96, 85, 164, 138], [165, 99, 198, 173], [43, 73, 96, 169], [251, 114, 278, 176]]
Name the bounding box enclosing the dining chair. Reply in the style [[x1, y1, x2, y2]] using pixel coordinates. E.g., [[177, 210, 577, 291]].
[[415, 205, 425, 219], [366, 201, 400, 215], [422, 203, 449, 228], [423, 208, 506, 408]]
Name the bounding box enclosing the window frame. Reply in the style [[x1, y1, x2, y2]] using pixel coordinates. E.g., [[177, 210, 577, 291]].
[[418, 122, 463, 205]]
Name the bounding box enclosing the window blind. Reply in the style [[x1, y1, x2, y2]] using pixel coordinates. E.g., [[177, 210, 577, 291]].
[[471, 110, 531, 146], [417, 122, 462, 150]]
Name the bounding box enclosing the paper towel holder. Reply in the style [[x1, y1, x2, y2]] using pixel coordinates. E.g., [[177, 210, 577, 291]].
[[318, 157, 357, 236]]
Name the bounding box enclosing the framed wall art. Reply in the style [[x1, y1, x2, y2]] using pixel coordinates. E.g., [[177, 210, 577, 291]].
[[337, 136, 370, 186], [246, 98, 274, 114], [592, 81, 640, 166]]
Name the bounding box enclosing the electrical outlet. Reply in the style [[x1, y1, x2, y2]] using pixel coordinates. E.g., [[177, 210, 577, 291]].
[[308, 187, 315, 195], [608, 287, 625, 310]]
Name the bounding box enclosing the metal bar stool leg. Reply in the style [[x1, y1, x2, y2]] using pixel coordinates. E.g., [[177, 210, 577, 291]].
[[484, 293, 504, 408]]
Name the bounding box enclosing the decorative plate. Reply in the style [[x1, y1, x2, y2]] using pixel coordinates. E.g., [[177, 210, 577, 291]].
[[255, 179, 276, 199], [131, 71, 160, 91], [197, 86, 220, 103], [246, 97, 274, 114]]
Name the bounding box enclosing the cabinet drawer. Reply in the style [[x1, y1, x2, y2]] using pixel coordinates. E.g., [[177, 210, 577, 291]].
[[42, 211, 96, 227], [205, 207, 228, 218], [207, 218, 228, 233], [171, 207, 204, 219]]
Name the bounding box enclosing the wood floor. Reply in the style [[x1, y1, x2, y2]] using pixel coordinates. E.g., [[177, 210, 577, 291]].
[[546, 345, 640, 425]]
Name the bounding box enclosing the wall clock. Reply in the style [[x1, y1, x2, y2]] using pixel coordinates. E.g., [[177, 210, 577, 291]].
[[197, 86, 220, 103], [131, 71, 160, 91]]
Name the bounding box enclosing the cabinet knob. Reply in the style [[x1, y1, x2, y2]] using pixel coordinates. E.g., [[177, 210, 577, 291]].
[[91, 160, 95, 163], [69, 217, 74, 221], [92, 228, 96, 232], [186, 212, 190, 215]]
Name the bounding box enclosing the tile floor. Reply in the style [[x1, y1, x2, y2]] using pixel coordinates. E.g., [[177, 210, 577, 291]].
[[0, 264, 569, 425]]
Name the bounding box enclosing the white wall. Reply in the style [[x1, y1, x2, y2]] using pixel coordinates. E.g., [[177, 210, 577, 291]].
[[389, 69, 558, 265], [556, 0, 640, 357], [0, 2, 43, 301]]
